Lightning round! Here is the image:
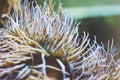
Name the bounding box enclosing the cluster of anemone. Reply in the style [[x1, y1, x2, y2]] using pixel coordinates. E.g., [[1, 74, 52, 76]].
[[0, 0, 120, 80]]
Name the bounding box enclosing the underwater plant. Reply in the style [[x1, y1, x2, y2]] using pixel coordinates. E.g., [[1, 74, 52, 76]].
[[0, 0, 120, 80]]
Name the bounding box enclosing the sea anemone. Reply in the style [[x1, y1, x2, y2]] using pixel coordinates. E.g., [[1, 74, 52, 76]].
[[0, 0, 120, 80]]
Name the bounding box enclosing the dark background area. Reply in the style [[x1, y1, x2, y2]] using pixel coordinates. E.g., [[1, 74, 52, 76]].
[[79, 16, 120, 46]]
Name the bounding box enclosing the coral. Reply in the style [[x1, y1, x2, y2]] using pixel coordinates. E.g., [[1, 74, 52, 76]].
[[0, 0, 120, 80]]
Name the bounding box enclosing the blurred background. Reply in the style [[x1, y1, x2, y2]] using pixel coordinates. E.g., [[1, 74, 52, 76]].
[[38, 0, 120, 46]]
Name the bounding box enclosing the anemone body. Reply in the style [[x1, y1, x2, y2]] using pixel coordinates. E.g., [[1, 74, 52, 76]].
[[0, 0, 120, 80]]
